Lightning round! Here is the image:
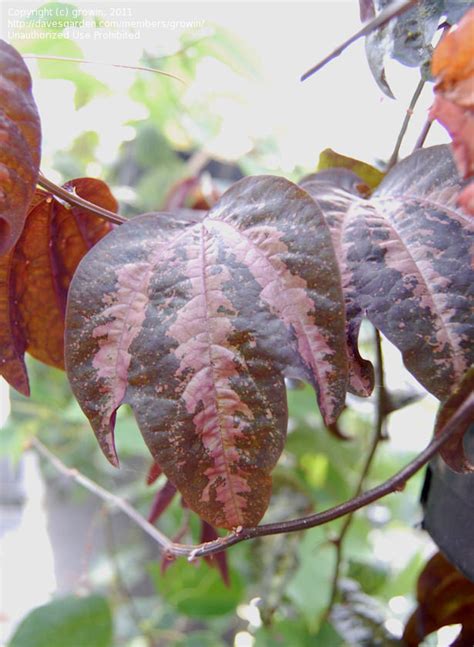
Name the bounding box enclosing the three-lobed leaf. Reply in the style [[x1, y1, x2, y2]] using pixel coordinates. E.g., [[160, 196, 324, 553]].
[[0, 39, 41, 255], [0, 178, 116, 395], [66, 176, 348, 529]]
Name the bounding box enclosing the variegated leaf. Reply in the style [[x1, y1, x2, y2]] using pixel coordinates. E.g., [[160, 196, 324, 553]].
[[300, 168, 376, 398], [302, 145, 474, 401], [66, 177, 348, 529]]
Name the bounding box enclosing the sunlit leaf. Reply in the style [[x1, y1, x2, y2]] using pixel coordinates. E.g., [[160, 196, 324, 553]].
[[430, 8, 474, 215], [317, 148, 385, 193], [0, 39, 41, 255]]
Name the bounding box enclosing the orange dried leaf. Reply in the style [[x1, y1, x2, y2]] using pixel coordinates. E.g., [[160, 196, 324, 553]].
[[431, 9, 474, 215], [432, 11, 474, 103]]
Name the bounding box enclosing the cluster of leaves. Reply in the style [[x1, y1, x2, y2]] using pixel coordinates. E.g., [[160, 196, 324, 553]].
[[1, 33, 473, 534], [1, 2, 474, 644]]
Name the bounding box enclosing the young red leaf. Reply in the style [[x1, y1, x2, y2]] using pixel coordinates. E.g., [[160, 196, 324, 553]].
[[0, 39, 41, 255], [0, 179, 116, 395], [146, 461, 162, 485], [65, 176, 348, 529], [302, 145, 474, 402], [148, 479, 177, 524], [403, 551, 474, 647], [200, 521, 230, 586]]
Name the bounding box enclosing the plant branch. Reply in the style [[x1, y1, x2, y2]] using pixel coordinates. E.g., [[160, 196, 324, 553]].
[[31, 392, 473, 560], [22, 54, 186, 85], [31, 436, 174, 554], [300, 0, 418, 82], [104, 512, 158, 647], [326, 328, 387, 613], [413, 117, 433, 150], [387, 79, 426, 170], [37, 173, 127, 225]]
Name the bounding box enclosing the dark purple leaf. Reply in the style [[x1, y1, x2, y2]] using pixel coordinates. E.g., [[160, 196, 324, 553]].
[[434, 367, 474, 472], [146, 461, 162, 485], [66, 177, 348, 529], [302, 145, 474, 401], [200, 521, 230, 586]]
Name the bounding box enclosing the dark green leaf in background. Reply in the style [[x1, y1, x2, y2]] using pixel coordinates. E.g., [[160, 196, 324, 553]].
[[9, 595, 113, 647]]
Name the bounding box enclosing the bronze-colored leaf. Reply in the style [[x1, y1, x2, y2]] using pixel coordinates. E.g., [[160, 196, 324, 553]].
[[403, 551, 474, 647], [0, 40, 41, 255], [0, 178, 116, 395]]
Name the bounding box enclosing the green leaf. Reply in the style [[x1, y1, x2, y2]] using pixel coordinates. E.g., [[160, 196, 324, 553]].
[[348, 558, 390, 594], [149, 559, 243, 618], [255, 619, 342, 647], [317, 149, 384, 192], [9, 595, 113, 647], [286, 528, 336, 632]]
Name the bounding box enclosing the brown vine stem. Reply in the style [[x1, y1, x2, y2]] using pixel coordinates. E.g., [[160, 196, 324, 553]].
[[37, 173, 127, 225], [300, 0, 418, 82], [387, 78, 426, 171], [22, 54, 186, 85], [326, 328, 387, 614], [30, 391, 473, 560]]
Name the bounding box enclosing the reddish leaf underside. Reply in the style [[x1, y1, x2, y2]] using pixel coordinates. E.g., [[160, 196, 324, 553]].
[[66, 176, 348, 529], [0, 179, 116, 395], [302, 145, 474, 401], [0, 39, 41, 255]]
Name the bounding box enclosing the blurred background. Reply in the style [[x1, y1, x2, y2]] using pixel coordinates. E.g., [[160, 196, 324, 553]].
[[0, 1, 456, 645]]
